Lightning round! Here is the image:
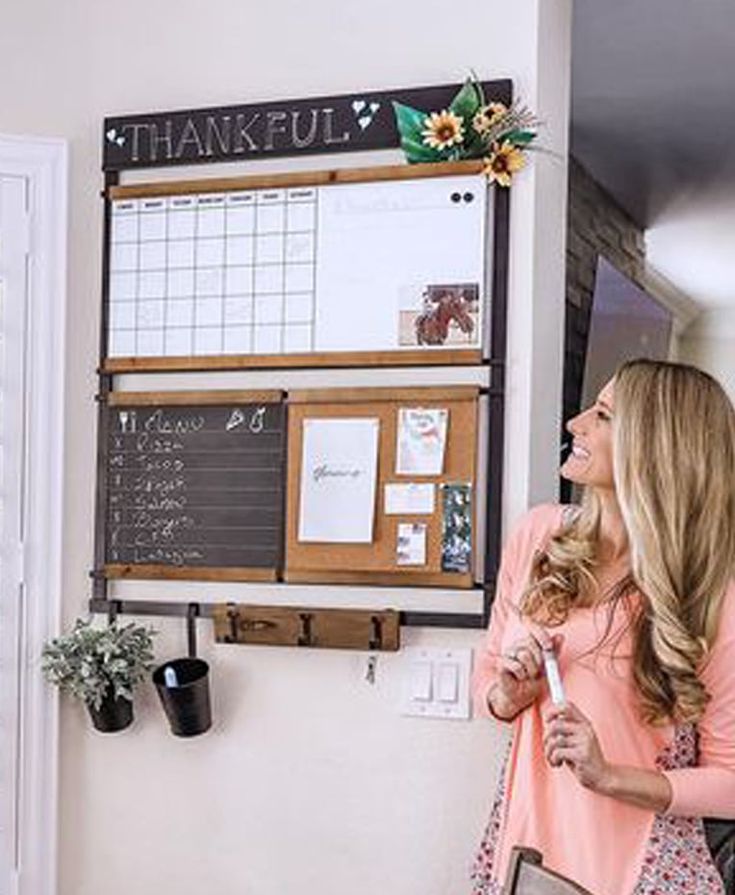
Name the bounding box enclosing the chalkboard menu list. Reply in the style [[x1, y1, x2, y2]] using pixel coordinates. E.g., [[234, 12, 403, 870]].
[[105, 400, 285, 573]]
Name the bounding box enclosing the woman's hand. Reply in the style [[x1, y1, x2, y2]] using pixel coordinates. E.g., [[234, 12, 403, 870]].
[[543, 702, 612, 791], [488, 624, 560, 720]]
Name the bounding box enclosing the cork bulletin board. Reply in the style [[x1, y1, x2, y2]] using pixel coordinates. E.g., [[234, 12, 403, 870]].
[[285, 386, 479, 588]]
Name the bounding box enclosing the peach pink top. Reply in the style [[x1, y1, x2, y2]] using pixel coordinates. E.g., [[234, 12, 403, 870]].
[[471, 504, 735, 895]]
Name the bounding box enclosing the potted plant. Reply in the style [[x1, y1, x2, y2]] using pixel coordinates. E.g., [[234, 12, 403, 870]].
[[42, 618, 156, 732]]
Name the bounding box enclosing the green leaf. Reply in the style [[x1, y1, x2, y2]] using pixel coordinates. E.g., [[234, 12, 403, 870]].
[[400, 135, 442, 164], [392, 101, 428, 145], [450, 77, 482, 121], [463, 128, 488, 159], [501, 129, 536, 146]]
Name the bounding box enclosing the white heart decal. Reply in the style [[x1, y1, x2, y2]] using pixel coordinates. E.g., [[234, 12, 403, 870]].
[[369, 102, 380, 114], [116, 136, 125, 147], [358, 116, 372, 130], [106, 128, 117, 143], [352, 100, 366, 114]]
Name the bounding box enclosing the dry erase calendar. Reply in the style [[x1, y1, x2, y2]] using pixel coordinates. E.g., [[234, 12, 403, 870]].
[[105, 170, 490, 367], [109, 187, 319, 358]]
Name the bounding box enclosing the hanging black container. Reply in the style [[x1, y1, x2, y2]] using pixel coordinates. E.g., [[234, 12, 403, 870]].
[[87, 691, 133, 733], [153, 657, 212, 737], [152, 605, 212, 738]]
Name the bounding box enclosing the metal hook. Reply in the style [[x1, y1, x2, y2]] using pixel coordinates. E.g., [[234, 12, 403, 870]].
[[226, 602, 239, 643], [369, 615, 382, 651], [107, 599, 121, 626], [297, 612, 313, 647], [187, 603, 199, 658]]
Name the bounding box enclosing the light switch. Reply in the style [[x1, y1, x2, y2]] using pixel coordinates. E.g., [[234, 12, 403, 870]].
[[437, 663, 459, 703], [400, 647, 473, 720], [411, 661, 433, 701]]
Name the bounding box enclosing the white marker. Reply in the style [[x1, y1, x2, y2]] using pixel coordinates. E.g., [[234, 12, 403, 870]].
[[542, 648, 566, 706], [163, 666, 178, 688]]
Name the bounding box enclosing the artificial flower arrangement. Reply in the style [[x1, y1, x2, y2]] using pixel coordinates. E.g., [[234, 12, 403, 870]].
[[392, 76, 539, 186]]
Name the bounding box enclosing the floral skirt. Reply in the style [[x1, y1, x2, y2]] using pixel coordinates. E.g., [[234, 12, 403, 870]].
[[470, 726, 725, 895]]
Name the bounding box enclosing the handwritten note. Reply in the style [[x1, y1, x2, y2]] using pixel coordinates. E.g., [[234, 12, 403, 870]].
[[298, 418, 379, 543]]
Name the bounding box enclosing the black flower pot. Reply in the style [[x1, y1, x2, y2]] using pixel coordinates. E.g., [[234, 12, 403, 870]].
[[86, 692, 133, 733], [153, 658, 211, 737]]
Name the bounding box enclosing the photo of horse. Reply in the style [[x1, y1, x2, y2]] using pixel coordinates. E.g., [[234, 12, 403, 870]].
[[398, 283, 480, 347]]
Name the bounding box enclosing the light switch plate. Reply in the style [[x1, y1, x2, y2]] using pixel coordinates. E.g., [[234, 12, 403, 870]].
[[400, 647, 473, 720]]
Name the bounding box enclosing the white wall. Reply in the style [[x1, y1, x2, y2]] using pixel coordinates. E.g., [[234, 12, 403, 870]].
[[647, 188, 735, 400], [678, 308, 735, 403], [0, 2, 571, 893]]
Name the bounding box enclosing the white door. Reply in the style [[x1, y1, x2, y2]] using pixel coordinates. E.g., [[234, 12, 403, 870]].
[[0, 173, 31, 895]]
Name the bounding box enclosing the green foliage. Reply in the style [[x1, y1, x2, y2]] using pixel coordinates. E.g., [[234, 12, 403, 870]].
[[399, 134, 441, 163], [42, 618, 156, 710], [392, 75, 539, 172], [392, 101, 426, 141], [500, 129, 536, 146], [392, 102, 438, 162], [449, 77, 483, 122]]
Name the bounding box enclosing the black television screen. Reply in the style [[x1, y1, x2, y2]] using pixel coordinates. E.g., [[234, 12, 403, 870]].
[[581, 256, 674, 408]]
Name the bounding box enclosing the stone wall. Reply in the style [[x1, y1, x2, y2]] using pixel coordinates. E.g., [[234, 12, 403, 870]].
[[562, 158, 647, 498]]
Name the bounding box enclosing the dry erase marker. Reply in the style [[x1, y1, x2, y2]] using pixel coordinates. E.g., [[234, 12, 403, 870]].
[[542, 648, 566, 706]]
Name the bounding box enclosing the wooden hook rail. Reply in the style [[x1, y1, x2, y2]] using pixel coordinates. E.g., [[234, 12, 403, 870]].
[[213, 604, 400, 651]]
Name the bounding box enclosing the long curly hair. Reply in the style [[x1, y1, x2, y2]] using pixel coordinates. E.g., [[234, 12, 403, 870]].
[[521, 359, 735, 725]]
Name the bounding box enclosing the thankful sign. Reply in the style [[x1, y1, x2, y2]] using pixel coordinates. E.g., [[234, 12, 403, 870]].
[[103, 79, 510, 171]]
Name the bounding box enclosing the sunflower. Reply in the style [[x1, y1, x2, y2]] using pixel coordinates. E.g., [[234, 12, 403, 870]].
[[421, 110, 465, 150], [483, 141, 525, 187], [472, 102, 508, 135]]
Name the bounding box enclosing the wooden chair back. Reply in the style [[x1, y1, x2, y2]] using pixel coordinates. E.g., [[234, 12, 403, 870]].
[[503, 847, 596, 895]]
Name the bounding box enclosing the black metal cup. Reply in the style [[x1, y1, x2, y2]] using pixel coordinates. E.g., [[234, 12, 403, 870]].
[[152, 657, 212, 737]]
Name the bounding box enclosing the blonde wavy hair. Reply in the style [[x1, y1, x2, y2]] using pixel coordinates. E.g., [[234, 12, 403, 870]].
[[521, 359, 735, 725]]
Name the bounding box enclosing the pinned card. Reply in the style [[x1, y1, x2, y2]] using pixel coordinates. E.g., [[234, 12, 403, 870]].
[[440, 483, 472, 573], [396, 408, 448, 476], [384, 483, 435, 515], [396, 523, 427, 566]]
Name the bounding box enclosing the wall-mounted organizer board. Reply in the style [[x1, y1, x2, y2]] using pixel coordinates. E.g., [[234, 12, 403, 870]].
[[92, 79, 513, 630], [103, 163, 493, 372], [285, 386, 478, 588]]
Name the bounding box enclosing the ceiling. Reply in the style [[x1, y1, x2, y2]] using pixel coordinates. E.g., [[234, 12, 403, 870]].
[[571, 0, 735, 308]]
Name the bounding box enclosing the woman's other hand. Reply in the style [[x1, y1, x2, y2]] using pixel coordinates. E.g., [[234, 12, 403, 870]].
[[488, 624, 560, 719], [543, 702, 612, 791]]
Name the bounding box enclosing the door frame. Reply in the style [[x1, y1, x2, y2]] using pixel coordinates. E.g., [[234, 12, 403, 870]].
[[0, 134, 68, 895]]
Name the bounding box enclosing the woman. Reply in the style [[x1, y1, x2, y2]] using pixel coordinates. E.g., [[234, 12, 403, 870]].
[[471, 359, 735, 895]]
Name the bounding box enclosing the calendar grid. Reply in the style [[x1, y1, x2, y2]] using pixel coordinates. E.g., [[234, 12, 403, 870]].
[[108, 185, 318, 359]]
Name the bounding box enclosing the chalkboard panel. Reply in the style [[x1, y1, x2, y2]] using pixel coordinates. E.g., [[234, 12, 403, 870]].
[[102, 392, 285, 580]]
